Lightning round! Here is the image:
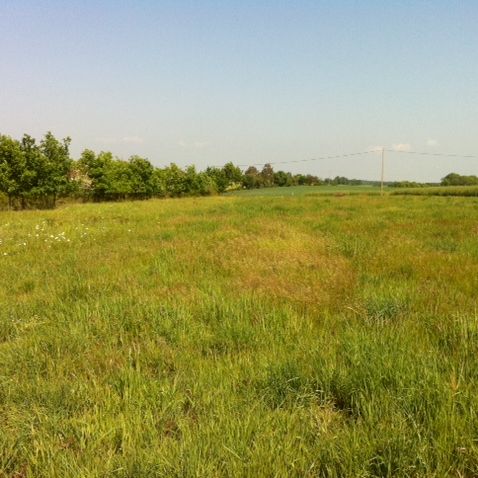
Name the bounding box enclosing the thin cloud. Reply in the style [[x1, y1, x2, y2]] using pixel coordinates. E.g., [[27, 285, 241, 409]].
[[121, 136, 144, 144], [426, 139, 438, 147], [178, 140, 210, 150], [392, 143, 411, 152], [96, 136, 144, 145], [95, 136, 118, 145]]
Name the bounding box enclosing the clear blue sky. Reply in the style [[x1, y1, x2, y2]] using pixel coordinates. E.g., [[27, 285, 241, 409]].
[[1, 1, 477, 181]]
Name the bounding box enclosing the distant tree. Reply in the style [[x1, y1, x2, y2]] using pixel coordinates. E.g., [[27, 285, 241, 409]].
[[332, 176, 350, 185], [273, 170, 293, 187], [128, 155, 154, 198], [163, 163, 188, 197], [78, 150, 114, 200], [441, 173, 478, 186], [19, 135, 40, 205], [151, 168, 168, 197], [306, 174, 322, 185], [294, 173, 322, 186], [389, 181, 423, 188], [184, 165, 201, 195], [205, 166, 228, 192], [441, 173, 462, 186], [0, 135, 25, 208], [222, 162, 243, 188], [107, 160, 133, 199], [37, 132, 72, 207], [260, 163, 274, 187], [243, 166, 262, 189]]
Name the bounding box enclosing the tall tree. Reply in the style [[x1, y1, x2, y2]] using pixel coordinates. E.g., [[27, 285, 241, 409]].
[[128, 155, 154, 198], [205, 167, 228, 193], [38, 132, 72, 207], [244, 166, 262, 189], [222, 162, 243, 186], [78, 150, 114, 200], [260, 163, 274, 187], [0, 135, 25, 208]]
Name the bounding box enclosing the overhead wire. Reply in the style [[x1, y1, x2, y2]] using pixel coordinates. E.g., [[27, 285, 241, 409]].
[[236, 150, 373, 168], [383, 149, 478, 159], [233, 148, 478, 168]]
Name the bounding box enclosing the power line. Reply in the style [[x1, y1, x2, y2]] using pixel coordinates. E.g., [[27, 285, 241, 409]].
[[234, 148, 478, 169], [383, 149, 478, 159], [236, 150, 372, 168]]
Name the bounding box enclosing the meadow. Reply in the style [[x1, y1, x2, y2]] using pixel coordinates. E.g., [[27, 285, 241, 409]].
[[1, 194, 478, 477], [392, 185, 478, 197], [226, 184, 383, 197]]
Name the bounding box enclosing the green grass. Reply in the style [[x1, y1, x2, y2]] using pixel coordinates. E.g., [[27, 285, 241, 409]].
[[225, 184, 383, 197], [1, 195, 478, 477], [392, 185, 478, 197]]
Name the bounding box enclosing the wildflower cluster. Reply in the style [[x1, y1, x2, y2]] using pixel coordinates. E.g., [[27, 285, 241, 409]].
[[0, 220, 95, 257]]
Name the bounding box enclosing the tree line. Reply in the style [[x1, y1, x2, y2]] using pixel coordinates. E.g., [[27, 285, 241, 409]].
[[389, 173, 478, 189], [0, 132, 366, 209], [3, 133, 473, 209], [440, 173, 478, 186]]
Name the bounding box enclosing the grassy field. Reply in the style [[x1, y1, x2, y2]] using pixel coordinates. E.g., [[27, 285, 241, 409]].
[[1, 195, 478, 477], [392, 185, 478, 197], [225, 185, 383, 197]]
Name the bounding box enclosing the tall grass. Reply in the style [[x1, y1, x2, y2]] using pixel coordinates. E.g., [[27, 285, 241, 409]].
[[1, 195, 478, 476]]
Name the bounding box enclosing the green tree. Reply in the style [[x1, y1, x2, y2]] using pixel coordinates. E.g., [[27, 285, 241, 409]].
[[441, 173, 478, 186], [37, 132, 72, 207], [151, 168, 168, 197], [222, 162, 243, 189], [260, 163, 274, 187], [243, 166, 262, 189], [107, 160, 133, 199], [273, 170, 293, 187], [205, 167, 228, 192], [163, 163, 187, 197], [78, 150, 114, 200], [0, 135, 25, 208], [20, 134, 45, 207], [128, 156, 154, 198]]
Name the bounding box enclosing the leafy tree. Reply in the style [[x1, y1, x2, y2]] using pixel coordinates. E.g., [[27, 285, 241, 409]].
[[151, 168, 168, 197], [78, 150, 114, 200], [205, 166, 228, 192], [184, 166, 217, 195], [37, 132, 72, 207], [273, 170, 293, 187], [441, 173, 478, 186], [196, 171, 217, 195], [222, 162, 243, 189], [163, 163, 187, 197], [0, 135, 25, 208], [128, 155, 154, 198], [243, 166, 262, 189], [260, 163, 274, 187], [20, 134, 46, 206], [107, 160, 133, 199]]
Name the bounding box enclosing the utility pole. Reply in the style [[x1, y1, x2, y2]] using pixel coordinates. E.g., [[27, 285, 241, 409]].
[[381, 148, 385, 196]]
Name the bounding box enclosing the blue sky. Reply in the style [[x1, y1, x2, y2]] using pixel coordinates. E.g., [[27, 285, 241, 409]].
[[1, 1, 477, 181]]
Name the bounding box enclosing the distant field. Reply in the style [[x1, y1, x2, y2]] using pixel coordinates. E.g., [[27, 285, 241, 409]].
[[1, 195, 478, 476], [225, 184, 383, 197], [392, 185, 478, 197]]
